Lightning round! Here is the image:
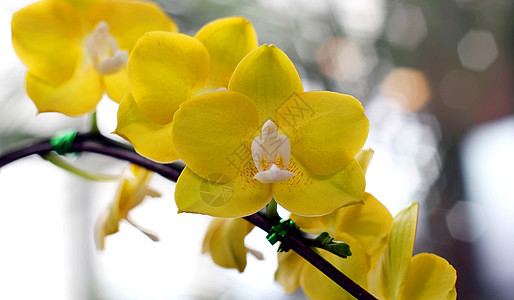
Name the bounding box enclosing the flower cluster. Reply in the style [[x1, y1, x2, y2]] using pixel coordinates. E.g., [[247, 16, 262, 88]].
[[11, 1, 457, 299], [206, 152, 457, 299]]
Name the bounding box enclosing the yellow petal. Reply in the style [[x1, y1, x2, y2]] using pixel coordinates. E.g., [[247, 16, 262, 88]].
[[118, 164, 160, 215], [26, 61, 103, 116], [103, 67, 130, 103], [274, 156, 365, 216], [61, 0, 99, 12], [300, 233, 369, 300], [336, 193, 392, 265], [96, 201, 121, 250], [356, 149, 374, 175], [127, 32, 210, 124], [447, 288, 457, 300], [115, 93, 178, 163], [175, 167, 272, 218], [96, 164, 160, 250], [202, 218, 255, 272], [195, 17, 257, 88], [400, 253, 457, 300], [277, 91, 369, 175], [228, 45, 303, 123], [275, 251, 306, 293], [290, 212, 339, 236], [172, 91, 259, 180], [368, 202, 419, 300], [12, 0, 83, 84], [87, 0, 178, 52]]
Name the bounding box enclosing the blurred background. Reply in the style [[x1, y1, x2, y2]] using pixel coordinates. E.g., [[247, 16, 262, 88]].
[[1, 0, 513, 299]]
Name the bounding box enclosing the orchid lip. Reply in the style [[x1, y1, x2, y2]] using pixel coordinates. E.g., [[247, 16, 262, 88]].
[[251, 120, 295, 183], [85, 21, 128, 75]]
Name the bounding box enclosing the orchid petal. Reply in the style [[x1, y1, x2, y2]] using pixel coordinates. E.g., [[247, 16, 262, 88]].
[[103, 67, 130, 103], [87, 0, 178, 52], [175, 167, 272, 218], [275, 251, 306, 293], [368, 203, 419, 299], [96, 164, 160, 249], [26, 61, 103, 116], [127, 32, 209, 124], [61, 0, 99, 12], [228, 45, 303, 123], [277, 91, 369, 175], [356, 149, 374, 175], [336, 193, 393, 265], [12, 0, 83, 84], [400, 253, 457, 300], [195, 17, 257, 89], [273, 156, 365, 216], [202, 218, 255, 272], [115, 93, 178, 163], [290, 212, 339, 236], [300, 233, 369, 300], [172, 91, 259, 180]]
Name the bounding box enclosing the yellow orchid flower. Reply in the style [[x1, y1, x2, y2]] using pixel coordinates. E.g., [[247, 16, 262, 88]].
[[172, 44, 370, 218], [287, 149, 391, 262], [293, 192, 393, 264], [368, 203, 457, 300], [300, 232, 371, 300], [201, 150, 374, 275], [279, 203, 456, 300], [12, 0, 177, 116], [275, 192, 392, 299], [275, 149, 390, 297], [202, 149, 375, 276], [114, 17, 258, 163], [96, 164, 161, 250], [202, 217, 262, 272]]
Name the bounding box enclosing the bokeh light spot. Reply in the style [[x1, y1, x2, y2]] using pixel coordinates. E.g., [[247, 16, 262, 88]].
[[446, 200, 487, 242], [457, 29, 498, 72], [386, 4, 427, 49], [380, 67, 431, 112], [439, 70, 479, 109], [317, 38, 365, 81]]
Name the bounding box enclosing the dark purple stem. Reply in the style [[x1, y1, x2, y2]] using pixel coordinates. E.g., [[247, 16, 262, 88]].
[[0, 136, 181, 180], [71, 141, 181, 180], [0, 135, 376, 300]]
